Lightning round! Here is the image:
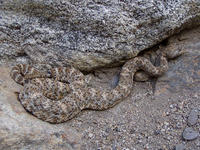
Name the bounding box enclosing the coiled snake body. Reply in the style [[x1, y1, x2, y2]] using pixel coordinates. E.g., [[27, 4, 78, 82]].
[[11, 53, 176, 123]]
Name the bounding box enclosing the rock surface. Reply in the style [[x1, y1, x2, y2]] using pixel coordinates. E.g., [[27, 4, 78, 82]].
[[0, 0, 200, 70], [0, 25, 200, 149]]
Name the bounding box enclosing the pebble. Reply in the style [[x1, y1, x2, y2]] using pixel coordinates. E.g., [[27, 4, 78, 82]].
[[182, 127, 199, 141], [174, 144, 185, 150], [188, 108, 198, 126], [154, 130, 161, 135], [88, 133, 93, 138]]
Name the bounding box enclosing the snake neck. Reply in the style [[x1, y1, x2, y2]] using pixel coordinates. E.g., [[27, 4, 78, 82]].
[[83, 56, 168, 110]]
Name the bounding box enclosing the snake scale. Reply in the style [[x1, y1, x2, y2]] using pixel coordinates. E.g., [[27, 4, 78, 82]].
[[10, 50, 182, 123]]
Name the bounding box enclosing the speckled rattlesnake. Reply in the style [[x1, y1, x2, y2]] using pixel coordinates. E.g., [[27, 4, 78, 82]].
[[10, 49, 182, 123]]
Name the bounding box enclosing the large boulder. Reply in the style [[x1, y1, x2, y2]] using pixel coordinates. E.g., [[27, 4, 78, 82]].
[[0, 0, 200, 70]]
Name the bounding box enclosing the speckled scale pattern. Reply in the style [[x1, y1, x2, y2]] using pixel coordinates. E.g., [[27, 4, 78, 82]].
[[10, 52, 181, 123]]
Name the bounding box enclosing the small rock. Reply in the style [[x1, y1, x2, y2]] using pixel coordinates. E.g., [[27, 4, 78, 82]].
[[88, 133, 93, 138], [188, 108, 199, 126], [170, 104, 174, 109], [182, 127, 199, 141], [174, 144, 185, 150], [113, 126, 120, 132], [130, 129, 136, 134], [154, 129, 161, 135]]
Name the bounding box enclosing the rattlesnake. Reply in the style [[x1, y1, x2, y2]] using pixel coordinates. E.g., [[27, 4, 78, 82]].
[[10, 49, 182, 123]]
